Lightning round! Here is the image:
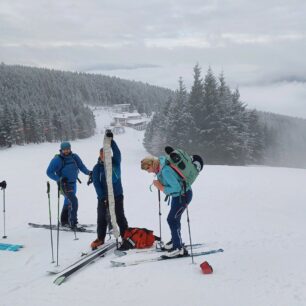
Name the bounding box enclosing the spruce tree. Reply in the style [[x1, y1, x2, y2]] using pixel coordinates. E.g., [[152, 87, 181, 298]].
[[188, 64, 205, 152]]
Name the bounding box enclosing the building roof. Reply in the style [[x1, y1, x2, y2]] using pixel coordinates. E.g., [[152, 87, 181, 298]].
[[113, 112, 142, 119], [127, 119, 148, 125]]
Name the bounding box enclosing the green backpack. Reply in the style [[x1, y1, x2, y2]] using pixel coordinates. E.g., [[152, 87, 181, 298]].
[[165, 146, 204, 189]]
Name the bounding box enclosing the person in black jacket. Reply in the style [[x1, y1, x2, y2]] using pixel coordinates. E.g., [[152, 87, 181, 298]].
[[91, 132, 128, 249]]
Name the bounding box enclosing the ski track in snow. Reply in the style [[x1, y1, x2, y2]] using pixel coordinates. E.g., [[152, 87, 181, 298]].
[[0, 109, 306, 306]]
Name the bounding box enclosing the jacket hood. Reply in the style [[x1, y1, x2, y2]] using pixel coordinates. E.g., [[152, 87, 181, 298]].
[[159, 156, 167, 169]]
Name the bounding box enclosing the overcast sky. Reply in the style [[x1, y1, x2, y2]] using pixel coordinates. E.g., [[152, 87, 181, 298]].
[[1, 0, 306, 118]]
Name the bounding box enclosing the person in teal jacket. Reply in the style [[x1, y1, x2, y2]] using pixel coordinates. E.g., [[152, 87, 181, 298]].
[[141, 156, 192, 258]]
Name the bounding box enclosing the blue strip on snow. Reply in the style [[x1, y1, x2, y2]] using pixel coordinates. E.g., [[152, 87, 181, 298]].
[[0, 243, 23, 252]]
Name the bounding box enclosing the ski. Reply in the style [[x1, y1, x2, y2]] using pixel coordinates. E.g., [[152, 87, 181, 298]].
[[47, 238, 115, 274], [28, 222, 95, 233], [53, 240, 117, 285], [0, 243, 23, 252], [111, 248, 224, 267], [114, 243, 206, 257], [103, 132, 120, 238]]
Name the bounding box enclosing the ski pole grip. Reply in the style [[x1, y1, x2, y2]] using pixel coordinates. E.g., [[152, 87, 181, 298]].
[[47, 181, 50, 194]]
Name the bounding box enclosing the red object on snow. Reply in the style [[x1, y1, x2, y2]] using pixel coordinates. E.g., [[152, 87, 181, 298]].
[[200, 261, 213, 274]]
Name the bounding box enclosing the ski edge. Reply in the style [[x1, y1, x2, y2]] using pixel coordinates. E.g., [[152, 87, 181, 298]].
[[110, 248, 224, 267]]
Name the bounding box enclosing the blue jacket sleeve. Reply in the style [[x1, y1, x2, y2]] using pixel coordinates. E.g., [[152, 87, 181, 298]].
[[111, 140, 121, 166], [161, 166, 182, 195], [46, 157, 62, 182], [92, 165, 105, 200], [74, 154, 90, 175]]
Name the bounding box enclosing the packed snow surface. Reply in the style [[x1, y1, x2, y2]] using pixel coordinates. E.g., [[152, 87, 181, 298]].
[[0, 109, 305, 306]]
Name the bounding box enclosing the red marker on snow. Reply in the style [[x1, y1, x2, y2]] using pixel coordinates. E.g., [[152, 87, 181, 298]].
[[200, 261, 213, 274]]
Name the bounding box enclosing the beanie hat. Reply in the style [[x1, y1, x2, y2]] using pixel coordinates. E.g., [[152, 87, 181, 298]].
[[60, 141, 71, 150]]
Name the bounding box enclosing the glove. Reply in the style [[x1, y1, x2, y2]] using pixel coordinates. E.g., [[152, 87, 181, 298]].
[[105, 129, 113, 139], [61, 177, 68, 184], [98, 198, 108, 206], [0, 180, 7, 190], [87, 171, 93, 186]]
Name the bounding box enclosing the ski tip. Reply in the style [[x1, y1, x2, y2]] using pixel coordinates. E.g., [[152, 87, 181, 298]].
[[47, 269, 60, 275], [54, 276, 66, 286], [218, 248, 224, 252], [110, 260, 126, 267]]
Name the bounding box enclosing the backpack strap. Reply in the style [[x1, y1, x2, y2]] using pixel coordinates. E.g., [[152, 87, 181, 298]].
[[165, 160, 187, 198], [56, 153, 81, 183]]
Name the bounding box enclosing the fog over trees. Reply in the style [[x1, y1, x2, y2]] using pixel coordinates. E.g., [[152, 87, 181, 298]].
[[144, 65, 306, 169]]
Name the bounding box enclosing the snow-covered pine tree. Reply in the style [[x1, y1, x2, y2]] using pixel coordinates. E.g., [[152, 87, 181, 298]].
[[165, 77, 194, 151], [188, 64, 205, 153]]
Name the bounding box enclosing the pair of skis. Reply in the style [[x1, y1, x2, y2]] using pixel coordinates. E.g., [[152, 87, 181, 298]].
[[52, 239, 117, 285], [111, 247, 224, 267], [114, 243, 205, 257], [28, 222, 96, 233]]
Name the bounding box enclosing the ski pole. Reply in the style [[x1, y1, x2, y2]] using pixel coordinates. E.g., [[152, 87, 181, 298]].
[[186, 206, 194, 264], [73, 226, 79, 241], [157, 190, 163, 248], [2, 188, 7, 239], [56, 182, 60, 266], [47, 182, 55, 263]]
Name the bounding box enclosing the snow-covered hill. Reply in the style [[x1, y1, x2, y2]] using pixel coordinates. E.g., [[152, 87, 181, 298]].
[[0, 109, 305, 306]]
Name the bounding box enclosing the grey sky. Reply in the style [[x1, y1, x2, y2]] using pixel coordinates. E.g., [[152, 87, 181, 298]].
[[1, 0, 306, 117]]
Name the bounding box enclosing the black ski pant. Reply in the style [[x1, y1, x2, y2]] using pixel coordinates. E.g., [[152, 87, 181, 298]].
[[97, 194, 128, 241]]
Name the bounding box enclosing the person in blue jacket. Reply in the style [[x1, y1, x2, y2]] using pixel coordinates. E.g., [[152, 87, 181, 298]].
[[141, 156, 192, 258], [46, 141, 91, 230], [90, 132, 128, 250]]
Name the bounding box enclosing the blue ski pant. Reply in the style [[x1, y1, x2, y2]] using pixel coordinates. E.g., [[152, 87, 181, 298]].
[[61, 182, 78, 226], [167, 189, 193, 249]]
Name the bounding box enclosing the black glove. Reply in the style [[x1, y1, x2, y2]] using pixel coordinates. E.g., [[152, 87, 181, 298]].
[[61, 177, 68, 184], [87, 171, 93, 186], [0, 180, 7, 190], [105, 129, 113, 139]]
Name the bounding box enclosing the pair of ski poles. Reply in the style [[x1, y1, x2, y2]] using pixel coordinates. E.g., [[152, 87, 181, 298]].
[[47, 181, 79, 266], [157, 189, 195, 264]]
